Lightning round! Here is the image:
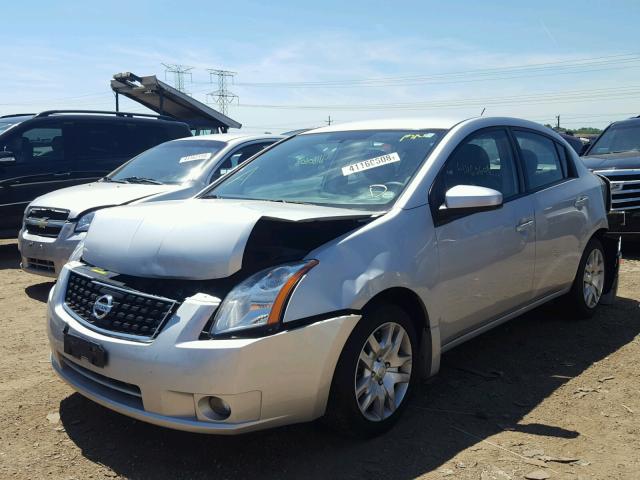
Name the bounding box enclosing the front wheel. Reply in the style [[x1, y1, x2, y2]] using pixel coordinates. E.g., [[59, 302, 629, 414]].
[[324, 303, 418, 437], [563, 238, 606, 319]]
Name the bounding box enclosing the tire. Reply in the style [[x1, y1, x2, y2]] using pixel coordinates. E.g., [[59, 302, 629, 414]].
[[324, 302, 419, 437], [563, 238, 606, 319]]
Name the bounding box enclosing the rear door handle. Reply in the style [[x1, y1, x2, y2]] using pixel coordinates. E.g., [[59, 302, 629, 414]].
[[574, 195, 589, 208], [516, 218, 534, 232]]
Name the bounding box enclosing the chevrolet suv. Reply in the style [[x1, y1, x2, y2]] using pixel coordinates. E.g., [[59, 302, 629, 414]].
[[0, 110, 191, 238]]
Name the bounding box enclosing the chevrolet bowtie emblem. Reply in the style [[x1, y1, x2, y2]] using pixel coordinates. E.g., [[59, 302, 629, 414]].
[[36, 217, 48, 228]]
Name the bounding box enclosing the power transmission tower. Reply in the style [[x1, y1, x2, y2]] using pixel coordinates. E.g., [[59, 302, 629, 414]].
[[162, 63, 193, 93], [206, 69, 238, 115]]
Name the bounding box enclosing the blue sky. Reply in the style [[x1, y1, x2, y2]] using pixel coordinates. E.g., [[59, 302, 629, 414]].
[[0, 0, 639, 132]]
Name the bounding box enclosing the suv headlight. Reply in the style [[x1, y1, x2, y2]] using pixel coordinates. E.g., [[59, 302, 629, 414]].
[[74, 211, 97, 233], [68, 240, 85, 262], [22, 206, 30, 228], [211, 259, 318, 336]]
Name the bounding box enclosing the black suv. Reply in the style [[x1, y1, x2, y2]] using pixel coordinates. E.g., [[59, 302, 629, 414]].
[[0, 110, 191, 238], [581, 116, 640, 239]]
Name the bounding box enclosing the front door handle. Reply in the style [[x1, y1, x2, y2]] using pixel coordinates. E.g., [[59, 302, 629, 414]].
[[574, 195, 589, 208], [516, 218, 534, 232]]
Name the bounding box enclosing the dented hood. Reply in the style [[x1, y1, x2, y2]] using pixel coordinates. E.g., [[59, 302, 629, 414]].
[[82, 198, 374, 280], [29, 182, 176, 218]]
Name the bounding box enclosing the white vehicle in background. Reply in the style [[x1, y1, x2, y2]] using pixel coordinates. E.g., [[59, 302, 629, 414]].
[[18, 134, 282, 277]]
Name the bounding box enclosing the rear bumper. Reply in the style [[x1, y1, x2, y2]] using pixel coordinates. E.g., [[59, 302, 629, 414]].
[[18, 223, 83, 277], [47, 265, 360, 434]]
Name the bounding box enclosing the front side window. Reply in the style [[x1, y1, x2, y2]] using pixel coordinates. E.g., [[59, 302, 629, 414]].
[[589, 122, 640, 155], [0, 126, 64, 163], [205, 130, 445, 210], [514, 130, 566, 190], [434, 129, 519, 205], [108, 139, 225, 184]]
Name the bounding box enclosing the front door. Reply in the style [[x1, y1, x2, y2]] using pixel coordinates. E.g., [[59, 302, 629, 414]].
[[0, 121, 74, 234], [431, 128, 536, 343]]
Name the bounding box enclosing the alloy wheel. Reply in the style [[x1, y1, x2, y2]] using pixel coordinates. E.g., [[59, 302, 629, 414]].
[[583, 248, 605, 308], [354, 322, 412, 422]]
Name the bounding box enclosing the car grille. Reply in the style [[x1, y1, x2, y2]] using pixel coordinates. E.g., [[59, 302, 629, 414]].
[[26, 257, 55, 273], [64, 270, 178, 341], [595, 169, 640, 211], [24, 207, 69, 238]]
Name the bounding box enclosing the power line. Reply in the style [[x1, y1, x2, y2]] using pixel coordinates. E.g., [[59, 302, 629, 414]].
[[206, 69, 238, 115], [162, 63, 194, 93], [235, 52, 640, 88], [235, 84, 640, 111]]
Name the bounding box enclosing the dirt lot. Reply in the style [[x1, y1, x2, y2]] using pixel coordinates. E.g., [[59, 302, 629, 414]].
[[0, 239, 638, 480]]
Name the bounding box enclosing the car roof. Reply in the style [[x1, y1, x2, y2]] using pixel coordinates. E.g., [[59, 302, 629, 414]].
[[178, 133, 284, 145], [299, 116, 560, 135], [303, 117, 466, 134], [609, 116, 640, 127], [0, 114, 35, 122]]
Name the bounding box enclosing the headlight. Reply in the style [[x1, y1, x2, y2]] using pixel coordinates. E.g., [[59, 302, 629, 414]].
[[68, 240, 85, 262], [22, 206, 31, 227], [211, 259, 319, 336], [74, 211, 96, 232]]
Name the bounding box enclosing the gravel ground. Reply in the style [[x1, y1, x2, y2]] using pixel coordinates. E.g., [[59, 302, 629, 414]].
[[0, 239, 638, 480]]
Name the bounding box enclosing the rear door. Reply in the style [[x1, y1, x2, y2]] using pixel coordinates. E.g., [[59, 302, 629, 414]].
[[68, 120, 131, 184], [512, 129, 587, 297], [69, 120, 182, 184], [0, 120, 75, 233]]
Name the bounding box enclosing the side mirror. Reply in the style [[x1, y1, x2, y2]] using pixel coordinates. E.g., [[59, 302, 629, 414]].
[[0, 151, 16, 164], [443, 185, 503, 210]]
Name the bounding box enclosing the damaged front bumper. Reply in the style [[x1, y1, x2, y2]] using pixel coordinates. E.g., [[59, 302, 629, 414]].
[[47, 265, 360, 434]]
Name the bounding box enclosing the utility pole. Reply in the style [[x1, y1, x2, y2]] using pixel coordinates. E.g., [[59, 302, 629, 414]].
[[556, 114, 561, 129], [206, 69, 238, 116], [326, 115, 333, 126], [162, 63, 193, 93]]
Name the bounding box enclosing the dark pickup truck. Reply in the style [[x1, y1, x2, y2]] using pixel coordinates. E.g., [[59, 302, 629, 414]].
[[581, 116, 640, 239]]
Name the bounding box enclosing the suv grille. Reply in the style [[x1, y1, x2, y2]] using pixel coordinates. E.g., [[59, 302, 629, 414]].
[[595, 169, 640, 211], [64, 271, 178, 340], [24, 207, 69, 237], [26, 258, 55, 273]]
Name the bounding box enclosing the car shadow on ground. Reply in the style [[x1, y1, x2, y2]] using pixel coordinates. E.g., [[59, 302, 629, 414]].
[[58, 295, 640, 480], [0, 241, 19, 270], [25, 281, 55, 302], [622, 241, 640, 260]]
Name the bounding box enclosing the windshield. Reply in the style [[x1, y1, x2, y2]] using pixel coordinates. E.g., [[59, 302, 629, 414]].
[[204, 129, 445, 210], [589, 122, 640, 155], [108, 139, 226, 184], [0, 121, 20, 134]]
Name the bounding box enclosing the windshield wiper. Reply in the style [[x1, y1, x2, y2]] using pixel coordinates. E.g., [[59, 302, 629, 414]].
[[101, 177, 128, 184], [118, 176, 164, 185]]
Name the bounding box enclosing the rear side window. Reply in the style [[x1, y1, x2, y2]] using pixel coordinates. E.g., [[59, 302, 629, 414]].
[[73, 122, 128, 160], [73, 121, 188, 162], [513, 130, 566, 190]]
